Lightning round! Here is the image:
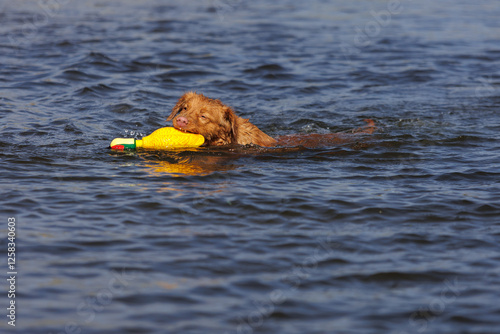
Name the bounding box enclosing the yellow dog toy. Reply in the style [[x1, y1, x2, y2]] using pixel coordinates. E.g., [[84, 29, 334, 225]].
[[110, 127, 204, 150]]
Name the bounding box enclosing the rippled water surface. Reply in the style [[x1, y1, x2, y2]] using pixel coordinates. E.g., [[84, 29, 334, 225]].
[[1, 0, 500, 333]]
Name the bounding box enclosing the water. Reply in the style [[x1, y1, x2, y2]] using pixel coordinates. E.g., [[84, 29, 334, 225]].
[[1, 0, 500, 333]]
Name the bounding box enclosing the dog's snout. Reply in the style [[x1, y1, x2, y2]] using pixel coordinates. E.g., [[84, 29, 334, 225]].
[[176, 116, 188, 127]]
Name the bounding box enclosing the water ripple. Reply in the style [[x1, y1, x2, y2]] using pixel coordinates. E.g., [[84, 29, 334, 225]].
[[1, 0, 500, 333]]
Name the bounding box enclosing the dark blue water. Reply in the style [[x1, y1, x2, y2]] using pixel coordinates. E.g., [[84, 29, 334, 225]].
[[1, 0, 500, 333]]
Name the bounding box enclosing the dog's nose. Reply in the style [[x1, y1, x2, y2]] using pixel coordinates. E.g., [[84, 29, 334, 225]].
[[176, 116, 188, 127]]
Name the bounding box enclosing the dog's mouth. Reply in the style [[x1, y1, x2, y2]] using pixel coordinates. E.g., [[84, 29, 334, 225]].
[[172, 124, 203, 136], [169, 115, 205, 138]]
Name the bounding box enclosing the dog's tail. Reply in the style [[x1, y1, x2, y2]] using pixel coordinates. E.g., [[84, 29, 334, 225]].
[[363, 119, 375, 127], [351, 119, 377, 134]]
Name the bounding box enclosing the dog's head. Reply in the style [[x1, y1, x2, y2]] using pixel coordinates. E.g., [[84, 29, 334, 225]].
[[167, 92, 238, 145]]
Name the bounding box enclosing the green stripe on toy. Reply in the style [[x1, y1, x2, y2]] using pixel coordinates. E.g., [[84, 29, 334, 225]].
[[110, 127, 204, 150], [110, 138, 136, 150]]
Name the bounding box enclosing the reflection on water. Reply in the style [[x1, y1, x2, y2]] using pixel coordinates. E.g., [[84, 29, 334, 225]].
[[141, 155, 238, 176], [137, 149, 241, 176]]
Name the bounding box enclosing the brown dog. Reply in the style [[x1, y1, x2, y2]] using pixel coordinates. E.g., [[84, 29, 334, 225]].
[[167, 92, 375, 148]]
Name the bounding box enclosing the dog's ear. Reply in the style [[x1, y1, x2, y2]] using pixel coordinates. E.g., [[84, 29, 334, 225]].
[[167, 93, 190, 121], [224, 106, 238, 143]]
